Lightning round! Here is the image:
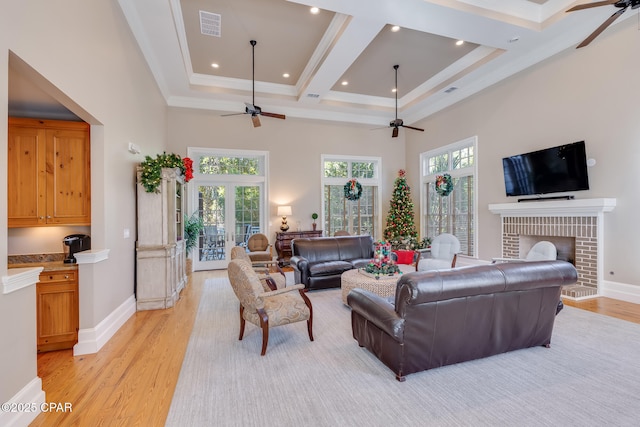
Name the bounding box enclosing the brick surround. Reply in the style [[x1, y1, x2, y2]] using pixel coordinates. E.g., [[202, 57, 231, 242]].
[[489, 199, 616, 300], [502, 216, 598, 292]]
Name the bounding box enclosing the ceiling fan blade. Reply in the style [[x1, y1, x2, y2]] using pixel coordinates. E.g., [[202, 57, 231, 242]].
[[567, 0, 618, 12], [221, 112, 247, 117], [251, 115, 261, 127], [402, 125, 425, 132], [392, 127, 399, 138], [261, 111, 286, 120], [576, 7, 626, 48]]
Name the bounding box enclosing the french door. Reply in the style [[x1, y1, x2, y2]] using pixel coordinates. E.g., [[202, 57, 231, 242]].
[[192, 182, 264, 271]]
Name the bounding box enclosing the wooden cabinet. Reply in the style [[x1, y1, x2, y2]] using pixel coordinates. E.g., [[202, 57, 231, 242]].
[[36, 269, 79, 353], [8, 117, 91, 228], [135, 167, 187, 310], [275, 230, 323, 265]]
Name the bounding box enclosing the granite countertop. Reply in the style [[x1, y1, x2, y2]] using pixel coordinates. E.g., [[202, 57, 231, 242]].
[[8, 253, 78, 272]]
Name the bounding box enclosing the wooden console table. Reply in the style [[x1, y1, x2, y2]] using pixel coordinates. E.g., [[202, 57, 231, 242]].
[[275, 230, 322, 265]]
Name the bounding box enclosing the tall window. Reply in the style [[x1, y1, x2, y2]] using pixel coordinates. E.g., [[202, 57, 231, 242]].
[[321, 155, 381, 238], [420, 137, 477, 257]]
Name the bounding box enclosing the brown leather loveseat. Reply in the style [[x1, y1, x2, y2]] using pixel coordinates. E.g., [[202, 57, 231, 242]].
[[290, 235, 374, 290], [347, 260, 577, 381]]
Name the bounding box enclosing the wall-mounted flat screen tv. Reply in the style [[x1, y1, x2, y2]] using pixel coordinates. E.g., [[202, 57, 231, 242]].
[[502, 141, 589, 197]]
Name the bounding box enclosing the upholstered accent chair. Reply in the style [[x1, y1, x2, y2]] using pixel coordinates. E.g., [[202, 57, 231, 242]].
[[416, 233, 461, 271], [492, 241, 557, 263], [247, 233, 273, 262], [230, 246, 286, 290], [227, 259, 313, 355]]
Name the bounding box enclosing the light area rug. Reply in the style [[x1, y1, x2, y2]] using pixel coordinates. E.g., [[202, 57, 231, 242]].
[[166, 275, 640, 427]]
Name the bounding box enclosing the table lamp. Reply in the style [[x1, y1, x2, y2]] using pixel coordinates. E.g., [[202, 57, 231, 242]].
[[277, 205, 292, 231]]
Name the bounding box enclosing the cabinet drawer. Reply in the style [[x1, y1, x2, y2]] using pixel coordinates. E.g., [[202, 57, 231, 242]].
[[39, 270, 77, 283]]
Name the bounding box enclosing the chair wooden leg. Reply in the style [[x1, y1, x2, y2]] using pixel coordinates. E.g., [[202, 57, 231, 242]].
[[257, 308, 269, 356], [238, 305, 246, 340], [299, 289, 314, 342]]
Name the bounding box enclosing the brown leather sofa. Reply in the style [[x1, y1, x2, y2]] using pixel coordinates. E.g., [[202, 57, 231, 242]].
[[347, 260, 577, 381], [290, 235, 374, 290]]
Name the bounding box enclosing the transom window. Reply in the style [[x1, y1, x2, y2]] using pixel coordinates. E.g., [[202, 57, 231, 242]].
[[321, 155, 381, 238], [420, 137, 477, 257], [197, 153, 263, 176]]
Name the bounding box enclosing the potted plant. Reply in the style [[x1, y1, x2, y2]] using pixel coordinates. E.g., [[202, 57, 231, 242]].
[[311, 212, 318, 231], [183, 212, 204, 274]]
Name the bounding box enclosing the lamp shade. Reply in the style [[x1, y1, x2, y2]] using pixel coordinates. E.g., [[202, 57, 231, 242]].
[[277, 205, 292, 216]]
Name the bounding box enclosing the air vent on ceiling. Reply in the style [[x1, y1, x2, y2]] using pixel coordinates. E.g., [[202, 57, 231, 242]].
[[200, 11, 221, 37], [307, 93, 320, 98], [444, 86, 458, 93]]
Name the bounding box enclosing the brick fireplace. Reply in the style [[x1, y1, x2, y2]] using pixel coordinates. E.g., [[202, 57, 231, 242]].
[[489, 198, 616, 299]]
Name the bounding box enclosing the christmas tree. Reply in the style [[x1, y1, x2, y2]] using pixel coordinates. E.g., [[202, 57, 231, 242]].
[[383, 169, 418, 248]]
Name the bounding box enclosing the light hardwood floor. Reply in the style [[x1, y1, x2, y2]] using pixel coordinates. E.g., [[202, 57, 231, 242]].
[[31, 271, 640, 426]]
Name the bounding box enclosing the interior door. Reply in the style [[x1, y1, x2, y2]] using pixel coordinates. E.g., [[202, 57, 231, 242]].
[[193, 183, 263, 270]]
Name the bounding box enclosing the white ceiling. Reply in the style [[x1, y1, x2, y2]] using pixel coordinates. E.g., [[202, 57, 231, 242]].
[[9, 1, 637, 127]]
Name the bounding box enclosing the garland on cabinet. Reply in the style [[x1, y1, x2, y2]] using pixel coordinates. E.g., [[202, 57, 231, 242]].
[[139, 152, 194, 193]]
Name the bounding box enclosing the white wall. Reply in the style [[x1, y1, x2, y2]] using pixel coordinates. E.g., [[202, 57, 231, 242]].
[[0, 0, 168, 407], [406, 17, 640, 288]]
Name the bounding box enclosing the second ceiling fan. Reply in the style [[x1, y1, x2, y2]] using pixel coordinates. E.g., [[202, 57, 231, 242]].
[[567, 0, 639, 48], [222, 40, 285, 127], [387, 65, 424, 138]]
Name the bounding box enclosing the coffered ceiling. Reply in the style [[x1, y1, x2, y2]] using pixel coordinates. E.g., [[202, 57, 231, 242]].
[[9, 1, 637, 127]]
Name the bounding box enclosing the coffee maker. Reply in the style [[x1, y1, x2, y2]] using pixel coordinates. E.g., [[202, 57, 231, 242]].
[[63, 234, 91, 263]]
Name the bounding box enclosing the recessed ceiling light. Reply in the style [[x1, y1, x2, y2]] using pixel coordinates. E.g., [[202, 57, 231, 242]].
[[391, 25, 400, 32], [211, 63, 219, 68], [392, 88, 397, 93], [283, 73, 290, 78], [456, 40, 464, 46], [310, 7, 319, 14], [341, 81, 348, 86]]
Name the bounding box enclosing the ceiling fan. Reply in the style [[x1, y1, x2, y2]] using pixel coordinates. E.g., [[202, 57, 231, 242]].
[[221, 40, 285, 127], [386, 65, 424, 138], [567, 0, 640, 48]]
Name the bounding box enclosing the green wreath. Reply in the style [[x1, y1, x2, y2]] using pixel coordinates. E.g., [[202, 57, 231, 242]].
[[344, 179, 363, 201], [435, 174, 454, 197]]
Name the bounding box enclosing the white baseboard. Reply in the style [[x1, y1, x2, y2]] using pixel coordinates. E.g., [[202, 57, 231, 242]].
[[73, 295, 136, 356], [0, 377, 45, 427], [600, 280, 640, 305]]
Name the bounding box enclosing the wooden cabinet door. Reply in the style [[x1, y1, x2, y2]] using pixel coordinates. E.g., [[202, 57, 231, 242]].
[[7, 125, 47, 226], [8, 118, 91, 227], [46, 127, 91, 225], [37, 270, 79, 352]]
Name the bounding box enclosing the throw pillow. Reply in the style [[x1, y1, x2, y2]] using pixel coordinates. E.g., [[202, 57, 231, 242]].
[[393, 250, 415, 265]]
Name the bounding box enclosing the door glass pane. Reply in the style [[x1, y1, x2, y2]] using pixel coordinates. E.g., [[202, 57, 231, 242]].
[[198, 185, 225, 261], [235, 185, 261, 247]]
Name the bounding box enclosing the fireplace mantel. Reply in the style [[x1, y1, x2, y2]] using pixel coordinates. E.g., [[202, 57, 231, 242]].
[[488, 198, 616, 217]]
